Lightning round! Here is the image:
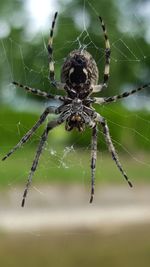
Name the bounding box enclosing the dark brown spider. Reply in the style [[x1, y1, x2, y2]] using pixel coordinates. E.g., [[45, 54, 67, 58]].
[[2, 12, 150, 207]]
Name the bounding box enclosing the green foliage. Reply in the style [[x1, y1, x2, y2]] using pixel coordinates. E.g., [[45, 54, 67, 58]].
[[0, 1, 150, 169], [0, 0, 150, 100]]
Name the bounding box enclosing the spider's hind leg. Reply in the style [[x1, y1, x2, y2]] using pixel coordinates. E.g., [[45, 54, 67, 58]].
[[47, 12, 66, 90], [47, 12, 58, 86], [92, 16, 111, 93], [99, 16, 111, 88]]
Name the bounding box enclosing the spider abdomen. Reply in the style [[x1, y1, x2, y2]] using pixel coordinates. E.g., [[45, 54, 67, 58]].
[[61, 49, 99, 97]]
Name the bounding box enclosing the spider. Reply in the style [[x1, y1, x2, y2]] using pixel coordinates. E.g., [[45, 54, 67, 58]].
[[2, 12, 150, 207]]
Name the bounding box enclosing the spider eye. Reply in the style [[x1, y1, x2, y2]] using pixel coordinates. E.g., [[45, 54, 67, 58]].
[[69, 67, 87, 85], [75, 57, 86, 68], [76, 58, 83, 65]]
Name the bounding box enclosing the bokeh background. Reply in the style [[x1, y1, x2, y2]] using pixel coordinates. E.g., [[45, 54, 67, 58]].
[[0, 0, 150, 266]]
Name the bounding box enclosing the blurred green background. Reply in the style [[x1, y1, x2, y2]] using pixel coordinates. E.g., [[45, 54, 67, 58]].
[[0, 0, 150, 186], [0, 0, 150, 266]]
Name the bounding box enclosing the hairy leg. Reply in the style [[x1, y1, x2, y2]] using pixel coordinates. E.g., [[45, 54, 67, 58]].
[[2, 107, 58, 161], [47, 12, 58, 84], [90, 125, 98, 203], [12, 81, 64, 100], [103, 84, 150, 103], [97, 114, 133, 187], [21, 119, 61, 207], [94, 83, 150, 104], [47, 12, 66, 90], [92, 16, 111, 93]]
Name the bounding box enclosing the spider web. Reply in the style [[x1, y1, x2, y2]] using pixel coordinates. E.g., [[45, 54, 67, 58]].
[[0, 0, 150, 236]]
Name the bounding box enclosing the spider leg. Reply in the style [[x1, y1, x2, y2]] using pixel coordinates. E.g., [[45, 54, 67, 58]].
[[93, 83, 150, 105], [103, 83, 150, 104], [96, 114, 133, 187], [92, 16, 111, 93], [47, 12, 57, 85], [2, 107, 58, 161], [47, 12, 66, 90], [92, 97, 105, 105], [21, 119, 62, 207], [12, 81, 63, 101], [90, 125, 98, 203]]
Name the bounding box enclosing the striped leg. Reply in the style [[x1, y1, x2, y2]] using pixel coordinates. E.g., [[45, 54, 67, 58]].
[[93, 83, 150, 105], [2, 107, 57, 161], [47, 12, 66, 90], [21, 119, 61, 207], [93, 16, 111, 93], [103, 83, 150, 103], [90, 125, 98, 203], [47, 12, 57, 85], [97, 115, 133, 187], [12, 81, 64, 100]]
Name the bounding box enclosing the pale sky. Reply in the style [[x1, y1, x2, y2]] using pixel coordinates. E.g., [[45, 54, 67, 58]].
[[25, 0, 59, 33]]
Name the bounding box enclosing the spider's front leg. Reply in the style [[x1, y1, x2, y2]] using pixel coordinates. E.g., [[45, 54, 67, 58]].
[[2, 106, 61, 161], [82, 110, 98, 203], [21, 120, 59, 207], [96, 113, 133, 187], [21, 109, 71, 207], [90, 125, 98, 203]]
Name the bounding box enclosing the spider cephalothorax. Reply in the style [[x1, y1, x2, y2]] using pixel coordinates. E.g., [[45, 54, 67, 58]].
[[61, 50, 99, 98], [65, 98, 86, 132], [3, 12, 150, 207]]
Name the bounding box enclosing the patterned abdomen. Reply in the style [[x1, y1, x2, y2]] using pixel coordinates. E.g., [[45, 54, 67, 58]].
[[61, 49, 99, 94]]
